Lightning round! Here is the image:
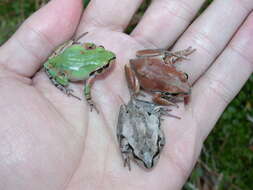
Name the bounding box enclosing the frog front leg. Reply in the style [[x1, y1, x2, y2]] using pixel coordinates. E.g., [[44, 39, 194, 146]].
[[84, 75, 99, 112], [124, 63, 140, 96], [49, 34, 87, 59], [118, 138, 132, 171]]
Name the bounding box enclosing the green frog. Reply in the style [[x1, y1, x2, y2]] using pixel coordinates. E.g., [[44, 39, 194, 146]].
[[44, 33, 116, 112]]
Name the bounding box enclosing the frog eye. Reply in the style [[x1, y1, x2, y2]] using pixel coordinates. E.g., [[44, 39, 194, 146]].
[[99, 45, 105, 48], [96, 68, 103, 73], [170, 93, 179, 96], [84, 43, 96, 49], [163, 92, 171, 96], [88, 45, 95, 49], [95, 63, 111, 74], [184, 73, 189, 80], [103, 63, 110, 69], [89, 70, 96, 76]]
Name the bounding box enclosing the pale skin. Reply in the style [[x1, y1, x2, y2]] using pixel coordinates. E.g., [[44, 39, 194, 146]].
[[0, 0, 252, 189]]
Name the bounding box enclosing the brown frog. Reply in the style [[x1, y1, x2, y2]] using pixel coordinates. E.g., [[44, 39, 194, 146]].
[[125, 47, 195, 106], [117, 98, 171, 170]]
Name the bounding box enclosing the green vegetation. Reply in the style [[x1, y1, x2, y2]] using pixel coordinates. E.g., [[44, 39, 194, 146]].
[[0, 0, 252, 189], [0, 0, 48, 44], [185, 75, 253, 190]]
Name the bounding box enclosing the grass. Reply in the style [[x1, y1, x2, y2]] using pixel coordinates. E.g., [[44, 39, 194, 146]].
[[0, 0, 252, 189], [0, 0, 49, 45], [185, 75, 253, 190]]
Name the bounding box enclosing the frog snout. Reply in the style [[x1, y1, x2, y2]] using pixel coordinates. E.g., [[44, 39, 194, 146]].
[[144, 159, 153, 168], [143, 153, 153, 168]]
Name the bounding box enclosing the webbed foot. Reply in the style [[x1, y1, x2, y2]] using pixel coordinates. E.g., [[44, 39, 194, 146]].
[[57, 85, 81, 101], [87, 99, 99, 113], [164, 46, 196, 64], [64, 88, 82, 100], [122, 153, 131, 171]]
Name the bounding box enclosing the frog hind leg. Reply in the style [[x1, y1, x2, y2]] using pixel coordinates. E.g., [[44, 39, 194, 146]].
[[155, 106, 181, 119], [164, 46, 196, 65], [136, 49, 167, 58], [45, 69, 81, 100], [152, 93, 179, 108], [84, 76, 99, 113], [135, 47, 196, 65], [73, 32, 88, 44], [124, 63, 140, 96]]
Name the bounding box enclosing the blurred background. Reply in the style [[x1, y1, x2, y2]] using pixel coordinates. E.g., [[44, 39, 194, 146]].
[[0, 0, 252, 189]]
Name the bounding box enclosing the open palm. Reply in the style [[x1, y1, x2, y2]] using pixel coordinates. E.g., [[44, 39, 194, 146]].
[[0, 0, 252, 189]]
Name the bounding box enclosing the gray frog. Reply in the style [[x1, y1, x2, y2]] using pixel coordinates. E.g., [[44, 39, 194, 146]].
[[117, 98, 168, 170]]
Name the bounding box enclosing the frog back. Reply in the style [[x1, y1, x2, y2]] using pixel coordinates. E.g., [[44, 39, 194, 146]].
[[120, 101, 161, 157], [54, 45, 115, 80]]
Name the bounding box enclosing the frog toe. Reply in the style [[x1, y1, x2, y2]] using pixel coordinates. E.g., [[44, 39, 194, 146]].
[[87, 99, 99, 113]]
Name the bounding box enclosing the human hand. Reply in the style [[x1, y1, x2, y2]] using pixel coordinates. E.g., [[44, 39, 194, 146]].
[[0, 0, 252, 189]]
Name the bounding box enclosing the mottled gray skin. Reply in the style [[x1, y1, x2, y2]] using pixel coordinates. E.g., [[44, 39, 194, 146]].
[[117, 98, 165, 170]]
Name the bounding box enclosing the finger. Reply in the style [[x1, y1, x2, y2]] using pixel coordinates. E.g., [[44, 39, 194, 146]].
[[0, 0, 83, 77], [131, 0, 205, 48], [77, 0, 143, 32], [190, 12, 253, 141], [173, 0, 253, 83]]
